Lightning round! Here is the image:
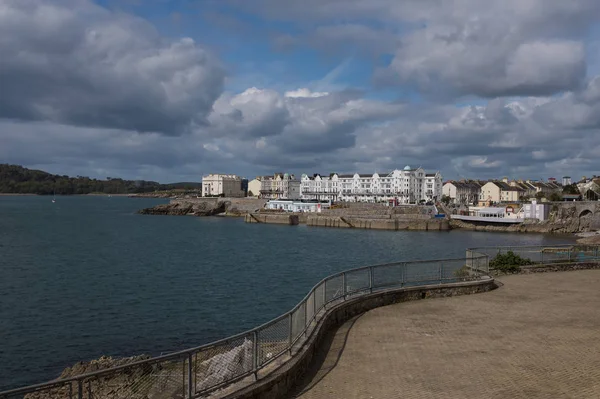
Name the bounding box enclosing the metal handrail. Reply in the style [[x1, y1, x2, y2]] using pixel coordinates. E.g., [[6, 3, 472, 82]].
[[1, 250, 496, 398]]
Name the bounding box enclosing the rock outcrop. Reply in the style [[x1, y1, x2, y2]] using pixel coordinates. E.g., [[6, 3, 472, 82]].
[[138, 200, 228, 216], [138, 198, 267, 217]]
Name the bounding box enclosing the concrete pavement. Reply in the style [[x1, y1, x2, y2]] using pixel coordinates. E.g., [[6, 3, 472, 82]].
[[290, 270, 600, 399]]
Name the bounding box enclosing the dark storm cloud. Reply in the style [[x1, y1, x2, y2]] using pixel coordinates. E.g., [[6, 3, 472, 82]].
[[0, 0, 224, 135]]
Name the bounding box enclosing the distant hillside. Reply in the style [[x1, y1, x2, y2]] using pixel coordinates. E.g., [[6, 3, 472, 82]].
[[0, 164, 201, 195]]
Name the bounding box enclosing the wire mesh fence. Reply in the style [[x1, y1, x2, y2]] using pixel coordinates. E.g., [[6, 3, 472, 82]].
[[440, 258, 471, 282], [344, 268, 370, 295], [305, 290, 316, 326], [290, 302, 306, 345], [372, 262, 404, 289], [193, 334, 254, 396], [404, 261, 443, 285], [1, 380, 77, 399], [314, 282, 325, 315], [257, 316, 289, 367], [84, 355, 187, 399], [324, 274, 344, 302]]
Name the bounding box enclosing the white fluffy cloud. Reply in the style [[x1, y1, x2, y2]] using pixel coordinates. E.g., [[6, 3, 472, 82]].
[[232, 0, 598, 98], [284, 88, 329, 98]]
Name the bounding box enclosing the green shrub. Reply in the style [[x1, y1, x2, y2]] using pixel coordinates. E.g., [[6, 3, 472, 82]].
[[489, 251, 534, 273]]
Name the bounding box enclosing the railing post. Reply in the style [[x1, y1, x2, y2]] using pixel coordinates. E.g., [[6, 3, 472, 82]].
[[401, 263, 405, 286], [342, 272, 347, 299], [369, 266, 373, 293], [187, 353, 193, 399], [252, 331, 259, 379], [77, 380, 83, 399], [541, 249, 544, 264], [303, 302, 308, 337], [288, 313, 293, 355], [312, 290, 316, 323], [439, 262, 443, 283]]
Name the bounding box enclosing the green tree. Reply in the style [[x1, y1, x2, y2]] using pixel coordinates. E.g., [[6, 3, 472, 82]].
[[563, 184, 580, 195], [441, 194, 451, 205], [548, 192, 562, 202]]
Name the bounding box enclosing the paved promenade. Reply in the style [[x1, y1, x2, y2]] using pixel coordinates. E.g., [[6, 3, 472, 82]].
[[290, 270, 600, 399]]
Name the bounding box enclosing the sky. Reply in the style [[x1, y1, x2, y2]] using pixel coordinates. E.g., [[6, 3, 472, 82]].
[[1, 0, 599, 183]]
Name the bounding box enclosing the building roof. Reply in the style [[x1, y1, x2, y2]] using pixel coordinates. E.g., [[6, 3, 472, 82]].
[[488, 181, 524, 191]]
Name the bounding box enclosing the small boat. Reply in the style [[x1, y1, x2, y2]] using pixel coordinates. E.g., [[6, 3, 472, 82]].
[[52, 189, 56, 203]]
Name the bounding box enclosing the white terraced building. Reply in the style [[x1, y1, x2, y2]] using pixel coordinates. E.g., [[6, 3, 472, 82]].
[[301, 166, 443, 204]]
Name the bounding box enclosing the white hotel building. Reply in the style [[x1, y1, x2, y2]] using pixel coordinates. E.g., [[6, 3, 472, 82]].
[[301, 166, 443, 203]]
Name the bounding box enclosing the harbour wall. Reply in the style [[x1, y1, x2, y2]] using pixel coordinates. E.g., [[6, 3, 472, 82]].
[[306, 215, 449, 231], [244, 213, 299, 225]]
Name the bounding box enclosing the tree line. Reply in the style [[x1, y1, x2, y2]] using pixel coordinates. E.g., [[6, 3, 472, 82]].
[[0, 164, 201, 195]]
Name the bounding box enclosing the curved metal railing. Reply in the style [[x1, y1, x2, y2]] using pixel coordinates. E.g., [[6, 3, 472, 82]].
[[1, 252, 495, 399]]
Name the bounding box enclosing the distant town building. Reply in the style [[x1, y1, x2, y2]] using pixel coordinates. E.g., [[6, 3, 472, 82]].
[[201, 174, 245, 197], [562, 176, 572, 186], [523, 200, 550, 221], [301, 166, 443, 204], [260, 173, 301, 200], [442, 180, 484, 205], [241, 178, 248, 196], [247, 177, 262, 197], [479, 181, 524, 204], [578, 177, 600, 201]]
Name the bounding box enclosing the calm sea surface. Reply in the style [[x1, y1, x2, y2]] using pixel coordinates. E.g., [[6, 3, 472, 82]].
[[0, 196, 573, 390]]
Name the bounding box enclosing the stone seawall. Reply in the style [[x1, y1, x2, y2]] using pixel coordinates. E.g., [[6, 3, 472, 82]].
[[244, 213, 299, 225], [306, 216, 449, 231]]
